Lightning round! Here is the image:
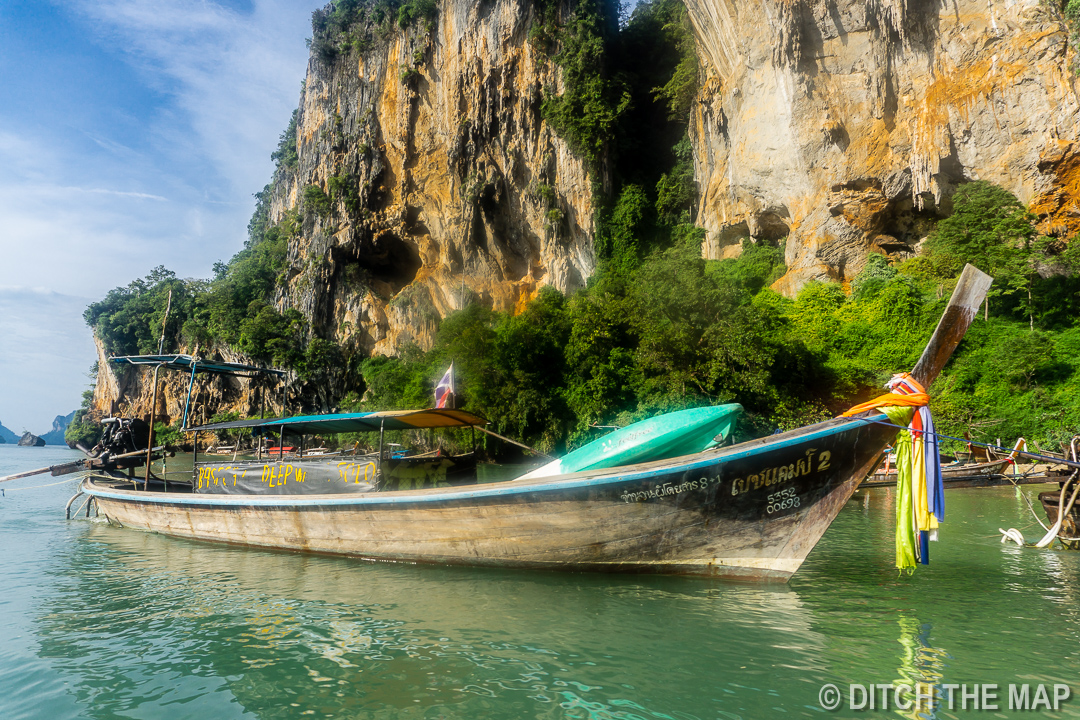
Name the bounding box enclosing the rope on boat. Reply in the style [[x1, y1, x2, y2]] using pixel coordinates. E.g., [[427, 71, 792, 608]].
[[4, 476, 83, 493], [992, 437, 1080, 549], [1006, 480, 1052, 533], [852, 417, 1080, 470], [1035, 475, 1080, 548]]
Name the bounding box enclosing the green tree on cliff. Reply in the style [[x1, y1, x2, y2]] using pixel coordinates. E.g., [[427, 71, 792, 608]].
[[925, 181, 1043, 329]]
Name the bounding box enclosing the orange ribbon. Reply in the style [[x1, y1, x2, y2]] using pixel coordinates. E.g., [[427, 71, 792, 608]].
[[840, 375, 929, 417]]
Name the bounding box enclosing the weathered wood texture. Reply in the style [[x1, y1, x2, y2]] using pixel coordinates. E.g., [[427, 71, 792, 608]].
[[911, 264, 993, 387]]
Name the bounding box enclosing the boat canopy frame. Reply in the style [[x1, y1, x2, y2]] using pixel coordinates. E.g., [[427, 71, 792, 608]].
[[188, 408, 489, 490], [109, 354, 287, 430], [110, 354, 290, 489]]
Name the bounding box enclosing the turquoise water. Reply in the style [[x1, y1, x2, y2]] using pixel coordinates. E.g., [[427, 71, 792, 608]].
[[2, 444, 1078, 719]]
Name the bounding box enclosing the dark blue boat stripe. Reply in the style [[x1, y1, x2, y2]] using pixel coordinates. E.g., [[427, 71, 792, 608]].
[[85, 418, 874, 508]]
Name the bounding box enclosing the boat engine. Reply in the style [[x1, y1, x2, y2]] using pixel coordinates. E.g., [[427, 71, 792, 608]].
[[91, 418, 151, 459]]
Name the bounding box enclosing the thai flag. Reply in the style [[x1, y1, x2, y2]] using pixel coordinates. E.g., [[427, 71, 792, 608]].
[[434, 363, 455, 408]]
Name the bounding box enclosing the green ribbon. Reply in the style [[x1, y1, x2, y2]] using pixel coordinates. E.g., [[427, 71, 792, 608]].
[[882, 406, 917, 573]]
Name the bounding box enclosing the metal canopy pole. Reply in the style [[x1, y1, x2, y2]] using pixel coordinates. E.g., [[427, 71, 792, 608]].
[[181, 361, 198, 429], [279, 426, 285, 460], [192, 431, 199, 492], [283, 373, 289, 417], [145, 363, 163, 489], [377, 419, 385, 489]]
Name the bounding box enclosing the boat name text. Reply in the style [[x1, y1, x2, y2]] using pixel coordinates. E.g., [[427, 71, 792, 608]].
[[730, 449, 830, 496]]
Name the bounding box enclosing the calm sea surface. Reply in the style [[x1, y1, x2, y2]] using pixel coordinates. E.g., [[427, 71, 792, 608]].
[[2, 444, 1078, 719]]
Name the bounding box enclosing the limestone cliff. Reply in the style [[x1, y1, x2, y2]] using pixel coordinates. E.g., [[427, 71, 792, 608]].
[[683, 0, 1080, 291], [267, 0, 597, 356]]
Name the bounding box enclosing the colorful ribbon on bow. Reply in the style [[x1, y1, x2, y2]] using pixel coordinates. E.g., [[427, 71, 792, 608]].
[[843, 373, 944, 572]]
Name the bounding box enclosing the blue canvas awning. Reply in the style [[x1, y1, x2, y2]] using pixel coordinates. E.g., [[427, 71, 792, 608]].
[[190, 408, 488, 435]]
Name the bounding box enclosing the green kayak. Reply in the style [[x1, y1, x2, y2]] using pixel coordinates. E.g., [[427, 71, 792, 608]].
[[516, 404, 743, 481]]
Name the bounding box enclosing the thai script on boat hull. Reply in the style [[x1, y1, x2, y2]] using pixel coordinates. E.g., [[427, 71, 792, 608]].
[[620, 476, 722, 503], [730, 448, 831, 496]]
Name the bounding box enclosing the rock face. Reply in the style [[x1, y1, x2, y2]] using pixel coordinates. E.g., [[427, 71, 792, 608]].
[[18, 432, 45, 447], [683, 0, 1080, 292], [266, 0, 597, 356]]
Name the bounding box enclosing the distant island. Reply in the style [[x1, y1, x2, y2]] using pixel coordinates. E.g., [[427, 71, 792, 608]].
[[39, 411, 76, 445], [0, 421, 18, 444], [0, 412, 76, 446]]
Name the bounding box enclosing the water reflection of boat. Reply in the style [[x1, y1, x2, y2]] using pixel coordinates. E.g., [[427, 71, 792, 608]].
[[75, 267, 992, 580], [34, 524, 827, 720]]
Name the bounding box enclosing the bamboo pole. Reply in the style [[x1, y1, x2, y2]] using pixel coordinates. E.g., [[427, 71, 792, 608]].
[[0, 445, 167, 484], [473, 425, 554, 460]]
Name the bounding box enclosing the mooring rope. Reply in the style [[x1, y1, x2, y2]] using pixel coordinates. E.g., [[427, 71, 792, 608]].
[[850, 413, 1080, 547], [1, 476, 83, 493]]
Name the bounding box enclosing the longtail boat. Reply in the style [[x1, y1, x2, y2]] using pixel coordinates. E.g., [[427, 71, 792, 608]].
[[73, 265, 992, 580]]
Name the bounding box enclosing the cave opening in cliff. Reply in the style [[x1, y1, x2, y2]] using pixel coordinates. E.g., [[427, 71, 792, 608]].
[[336, 232, 422, 297]]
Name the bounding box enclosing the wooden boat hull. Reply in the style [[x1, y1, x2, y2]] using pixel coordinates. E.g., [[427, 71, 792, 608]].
[[83, 416, 896, 581]]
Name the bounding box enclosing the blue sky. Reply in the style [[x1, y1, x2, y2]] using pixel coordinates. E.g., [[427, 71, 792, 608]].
[[0, 0, 324, 433]]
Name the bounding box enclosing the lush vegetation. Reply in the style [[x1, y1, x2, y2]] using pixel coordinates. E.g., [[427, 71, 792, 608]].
[[1064, 0, 1080, 72], [536, 0, 705, 272], [538, 0, 630, 172], [308, 0, 437, 65]]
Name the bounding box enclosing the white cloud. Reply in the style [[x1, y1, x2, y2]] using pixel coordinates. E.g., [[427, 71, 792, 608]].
[[0, 0, 322, 296], [79, 188, 169, 201], [0, 0, 324, 430], [71, 0, 320, 201]]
